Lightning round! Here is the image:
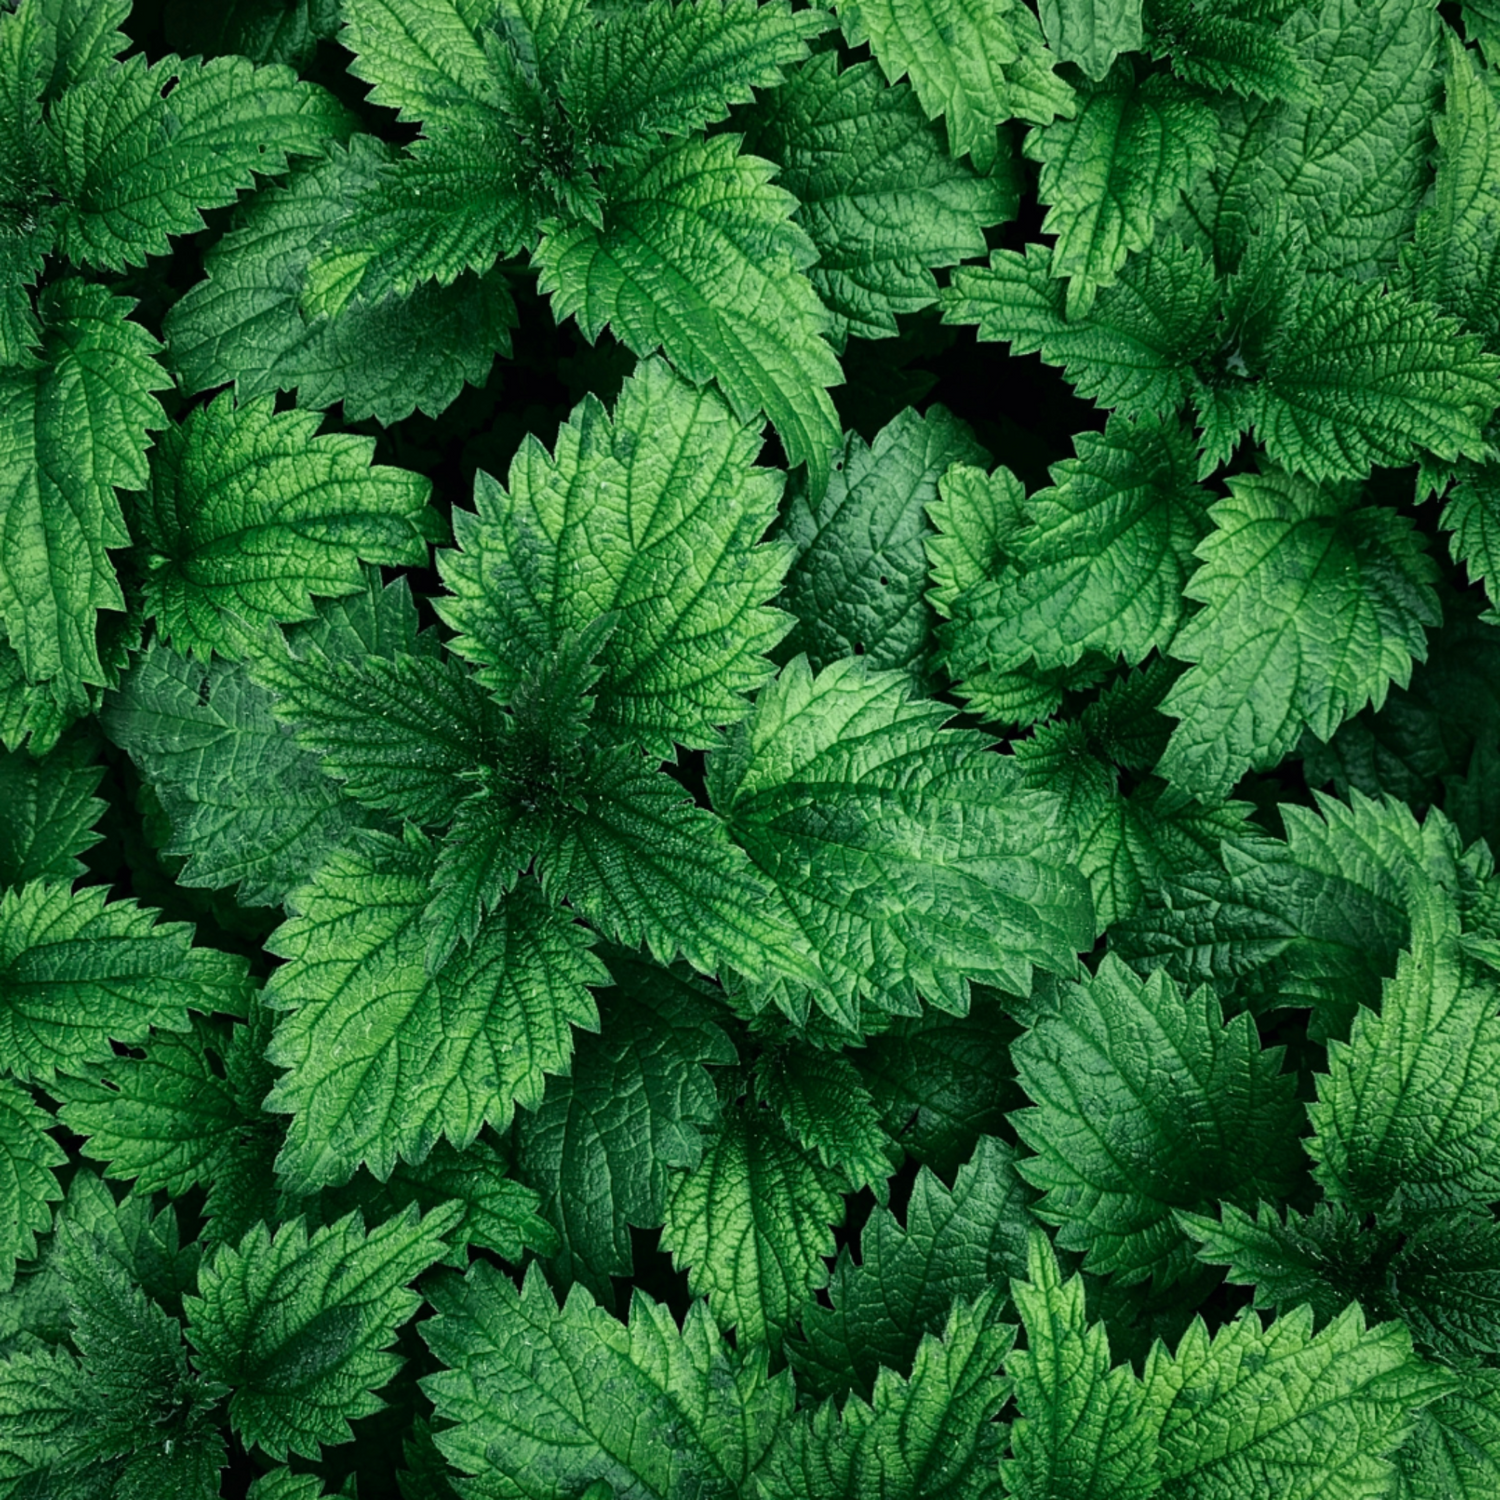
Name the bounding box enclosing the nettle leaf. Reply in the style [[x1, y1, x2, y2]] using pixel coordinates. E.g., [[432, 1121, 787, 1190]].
[[1113, 791, 1462, 1042], [1158, 469, 1440, 803], [776, 405, 987, 673], [511, 949, 735, 1300], [1395, 1369, 1500, 1500], [761, 1288, 1015, 1500], [710, 654, 1092, 1019], [103, 639, 371, 909], [557, 0, 829, 158], [264, 826, 606, 1193], [1142, 0, 1313, 104], [1307, 884, 1500, 1213], [422, 1262, 792, 1500], [661, 1097, 846, 1348], [741, 50, 1016, 348], [753, 1047, 895, 1200], [50, 49, 348, 270], [166, 135, 517, 426], [925, 460, 1027, 619], [134, 392, 435, 660], [535, 136, 843, 493], [1141, 1302, 1451, 1500], [1001, 1231, 1161, 1500], [0, 732, 105, 889], [0, 881, 252, 1082], [943, 409, 1212, 677], [942, 234, 1219, 419], [186, 1201, 460, 1460], [788, 1134, 1035, 1403], [0, 278, 167, 704], [0, 1077, 65, 1292], [1024, 56, 1217, 318], [1010, 956, 1304, 1288], [836, 0, 1074, 169], [437, 358, 793, 759], [1038, 0, 1144, 82]]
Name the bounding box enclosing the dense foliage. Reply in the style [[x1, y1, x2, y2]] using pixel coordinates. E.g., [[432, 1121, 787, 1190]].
[[2, 0, 1500, 1494]]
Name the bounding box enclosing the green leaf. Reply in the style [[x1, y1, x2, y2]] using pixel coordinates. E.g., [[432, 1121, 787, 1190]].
[[709, 654, 1092, 1018], [837, 0, 1074, 168], [264, 827, 605, 1192], [1010, 955, 1304, 1287], [754, 1047, 895, 1200], [941, 234, 1219, 419], [1159, 470, 1440, 803], [512, 950, 737, 1301], [1307, 883, 1500, 1213], [1441, 458, 1500, 613], [136, 391, 434, 659], [1025, 57, 1216, 318], [338, 0, 500, 125], [436, 357, 793, 758], [164, 0, 342, 69], [32, 0, 134, 98], [0, 1078, 64, 1293], [1141, 0, 1313, 104], [0, 278, 167, 701], [741, 50, 1016, 348], [925, 460, 1027, 618], [186, 1201, 461, 1460], [1141, 1301, 1452, 1500], [558, 0, 828, 158], [944, 409, 1211, 677], [661, 1097, 846, 1348], [0, 881, 252, 1081], [0, 732, 104, 889], [789, 1134, 1034, 1402], [761, 1288, 1014, 1500], [534, 134, 843, 494], [166, 135, 516, 426], [1395, 1369, 1500, 1500], [51, 51, 349, 270], [422, 1262, 792, 1500], [1038, 0, 1144, 82], [776, 405, 987, 673], [1001, 1230, 1161, 1500]]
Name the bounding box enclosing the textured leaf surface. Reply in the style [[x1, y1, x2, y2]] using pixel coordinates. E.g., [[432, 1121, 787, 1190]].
[[137, 391, 433, 658], [422, 1262, 792, 1500], [535, 134, 843, 493], [186, 1202, 460, 1459], [1038, 0, 1143, 81], [661, 1099, 846, 1348], [0, 1077, 64, 1292], [264, 828, 605, 1192], [1011, 957, 1303, 1287], [1159, 471, 1440, 802], [436, 358, 792, 758], [0, 734, 104, 889]]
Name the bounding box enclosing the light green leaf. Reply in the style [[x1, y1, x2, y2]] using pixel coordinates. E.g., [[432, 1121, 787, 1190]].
[[338, 0, 500, 125], [1159, 470, 1440, 802], [534, 134, 843, 494], [137, 391, 434, 659], [422, 1262, 792, 1500], [1142, 1301, 1452, 1500], [51, 51, 348, 270], [789, 1134, 1034, 1402], [1038, 0, 1143, 81], [741, 51, 1016, 347], [186, 1201, 461, 1460], [836, 0, 1074, 167], [436, 357, 793, 758], [1308, 883, 1500, 1213], [662, 1098, 846, 1348], [512, 949, 736, 1300], [166, 135, 517, 426], [944, 409, 1211, 676], [0, 732, 104, 889], [761, 1288, 1014, 1500], [264, 827, 605, 1192], [0, 881, 252, 1082], [1001, 1230, 1160, 1500], [1026, 57, 1217, 318], [0, 278, 167, 700], [1010, 955, 1304, 1287], [776, 405, 987, 673], [709, 654, 1092, 1017]]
